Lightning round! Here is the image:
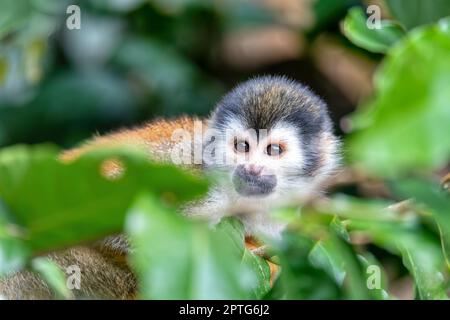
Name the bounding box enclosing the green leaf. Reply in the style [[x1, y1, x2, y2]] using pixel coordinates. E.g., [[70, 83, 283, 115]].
[[309, 218, 374, 299], [216, 218, 246, 256], [125, 193, 255, 299], [386, 0, 450, 30], [241, 249, 271, 299], [220, 0, 275, 30], [400, 244, 448, 300], [310, 196, 447, 299], [0, 70, 139, 147], [348, 22, 450, 177], [0, 200, 29, 276], [0, 0, 31, 39], [0, 57, 7, 84], [308, 194, 401, 223], [268, 232, 342, 299], [150, 0, 211, 15], [31, 257, 73, 299], [358, 253, 390, 300], [312, 0, 360, 32], [216, 218, 271, 298], [115, 37, 222, 116], [90, 0, 145, 12], [309, 241, 346, 286], [342, 7, 405, 53], [393, 179, 450, 269], [0, 236, 28, 277], [348, 219, 448, 299], [0, 144, 208, 253]]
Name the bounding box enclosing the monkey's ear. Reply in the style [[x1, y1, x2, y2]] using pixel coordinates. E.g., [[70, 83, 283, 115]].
[[206, 111, 217, 128], [311, 132, 342, 190]]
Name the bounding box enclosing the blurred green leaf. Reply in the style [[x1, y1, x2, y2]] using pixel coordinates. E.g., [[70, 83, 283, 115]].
[[358, 253, 390, 299], [0, 0, 30, 39], [115, 37, 223, 116], [0, 200, 29, 276], [150, 0, 209, 14], [309, 217, 373, 299], [312, 0, 360, 32], [241, 249, 271, 299], [219, 0, 274, 30], [31, 257, 73, 299], [216, 218, 271, 298], [348, 219, 448, 299], [0, 199, 29, 277], [0, 71, 140, 147], [307, 195, 447, 299], [0, 0, 62, 93], [342, 7, 405, 53], [0, 236, 29, 277], [0, 144, 208, 253], [126, 193, 255, 299], [400, 244, 448, 300], [386, 0, 450, 30], [393, 179, 450, 269], [88, 0, 144, 13], [268, 232, 342, 299], [30, 0, 69, 14], [0, 57, 7, 84], [307, 194, 401, 222], [348, 22, 450, 177], [309, 241, 345, 286], [216, 218, 246, 256]]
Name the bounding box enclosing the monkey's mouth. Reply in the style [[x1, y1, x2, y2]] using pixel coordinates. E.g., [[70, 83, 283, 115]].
[[232, 171, 277, 197]]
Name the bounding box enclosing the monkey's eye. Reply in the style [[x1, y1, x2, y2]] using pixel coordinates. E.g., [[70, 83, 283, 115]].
[[234, 139, 250, 153], [267, 144, 283, 156]]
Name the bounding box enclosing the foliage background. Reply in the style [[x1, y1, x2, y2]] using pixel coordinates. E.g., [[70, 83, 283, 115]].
[[0, 0, 449, 299]]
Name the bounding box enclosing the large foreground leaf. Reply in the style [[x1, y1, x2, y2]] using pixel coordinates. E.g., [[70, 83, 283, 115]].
[[348, 21, 450, 177], [267, 231, 342, 299], [348, 219, 448, 299], [126, 194, 257, 299], [393, 179, 450, 269], [309, 218, 376, 299], [0, 144, 208, 254]]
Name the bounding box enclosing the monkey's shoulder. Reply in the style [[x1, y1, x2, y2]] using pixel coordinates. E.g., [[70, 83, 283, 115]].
[[60, 116, 206, 162]]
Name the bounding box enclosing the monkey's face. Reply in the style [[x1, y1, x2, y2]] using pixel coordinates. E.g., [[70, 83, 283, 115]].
[[205, 119, 316, 199], [205, 76, 339, 201]]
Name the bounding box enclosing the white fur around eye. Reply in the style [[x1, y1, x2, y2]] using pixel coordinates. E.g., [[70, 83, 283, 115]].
[[260, 123, 304, 163], [207, 119, 306, 170]]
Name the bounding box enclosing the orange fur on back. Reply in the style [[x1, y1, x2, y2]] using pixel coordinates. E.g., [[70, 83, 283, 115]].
[[60, 116, 206, 165]]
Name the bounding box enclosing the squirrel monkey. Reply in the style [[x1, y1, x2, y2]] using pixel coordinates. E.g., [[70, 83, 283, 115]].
[[0, 76, 340, 299]]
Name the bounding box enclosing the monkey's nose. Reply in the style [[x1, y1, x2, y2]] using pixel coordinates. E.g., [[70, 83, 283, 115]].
[[245, 164, 263, 176], [233, 165, 276, 196]]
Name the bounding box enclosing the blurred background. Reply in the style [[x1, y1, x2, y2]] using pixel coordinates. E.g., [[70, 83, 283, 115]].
[[0, 0, 383, 148], [1, 0, 449, 300]]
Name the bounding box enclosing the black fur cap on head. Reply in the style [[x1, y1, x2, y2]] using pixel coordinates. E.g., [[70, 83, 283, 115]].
[[209, 75, 337, 176], [211, 75, 333, 136]]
